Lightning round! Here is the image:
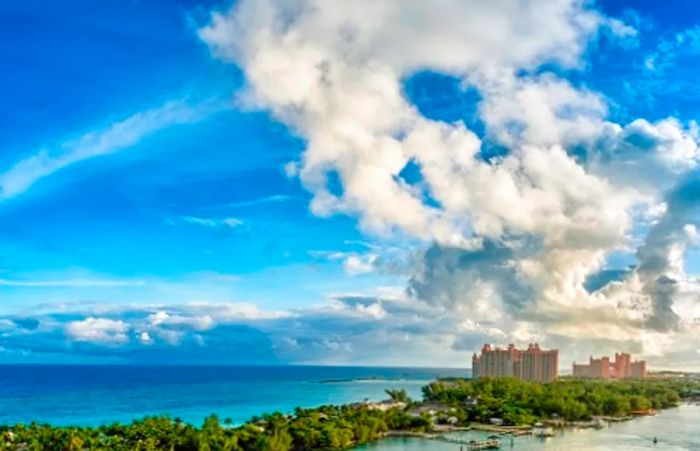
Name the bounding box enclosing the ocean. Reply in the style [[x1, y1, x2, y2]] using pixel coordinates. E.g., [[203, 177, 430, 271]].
[[0, 365, 465, 426]]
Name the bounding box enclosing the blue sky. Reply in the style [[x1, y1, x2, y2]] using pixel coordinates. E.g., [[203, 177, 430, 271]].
[[0, 0, 390, 305], [1, 0, 700, 367]]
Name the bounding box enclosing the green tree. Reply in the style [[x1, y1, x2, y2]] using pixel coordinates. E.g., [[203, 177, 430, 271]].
[[385, 388, 410, 403]]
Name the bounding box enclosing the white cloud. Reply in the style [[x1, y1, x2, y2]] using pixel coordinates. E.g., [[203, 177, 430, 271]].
[[0, 101, 213, 201], [181, 302, 290, 321], [210, 194, 291, 209], [603, 17, 638, 41], [143, 303, 288, 337], [147, 311, 214, 331], [64, 317, 129, 345], [199, 0, 700, 366], [198, 0, 640, 253], [155, 328, 184, 346], [3, 281, 698, 368], [138, 331, 153, 345], [342, 253, 378, 275], [199, 0, 621, 244]]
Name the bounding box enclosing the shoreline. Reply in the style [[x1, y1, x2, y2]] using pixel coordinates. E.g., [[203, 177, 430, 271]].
[[2, 376, 698, 450], [376, 404, 688, 441], [360, 405, 687, 449]]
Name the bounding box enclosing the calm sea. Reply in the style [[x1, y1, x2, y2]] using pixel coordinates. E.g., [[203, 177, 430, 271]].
[[0, 365, 465, 426]]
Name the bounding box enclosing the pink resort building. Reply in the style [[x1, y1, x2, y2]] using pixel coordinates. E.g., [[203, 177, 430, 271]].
[[573, 352, 647, 379], [472, 343, 559, 383]]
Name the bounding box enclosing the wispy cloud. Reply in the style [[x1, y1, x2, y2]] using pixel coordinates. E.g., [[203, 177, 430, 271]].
[[644, 26, 700, 73], [207, 194, 292, 210], [0, 278, 146, 288], [0, 100, 216, 201], [178, 215, 244, 229]]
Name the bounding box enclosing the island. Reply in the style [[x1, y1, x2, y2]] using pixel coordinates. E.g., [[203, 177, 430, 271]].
[[2, 377, 699, 450]]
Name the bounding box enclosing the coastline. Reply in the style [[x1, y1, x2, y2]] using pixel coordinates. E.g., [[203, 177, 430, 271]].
[[351, 405, 700, 450], [382, 409, 655, 438], [365, 401, 700, 447], [356, 404, 696, 450], [2, 375, 699, 450]]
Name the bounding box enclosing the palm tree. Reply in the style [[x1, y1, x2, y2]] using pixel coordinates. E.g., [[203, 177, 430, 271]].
[[385, 388, 410, 403]]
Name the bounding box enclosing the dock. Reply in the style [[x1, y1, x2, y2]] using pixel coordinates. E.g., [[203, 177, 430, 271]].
[[428, 435, 501, 449]]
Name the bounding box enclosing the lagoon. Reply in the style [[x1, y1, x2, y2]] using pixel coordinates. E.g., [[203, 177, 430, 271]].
[[354, 404, 700, 451]]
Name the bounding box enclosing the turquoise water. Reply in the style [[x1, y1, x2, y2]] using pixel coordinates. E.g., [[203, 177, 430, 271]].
[[354, 404, 700, 450], [0, 365, 466, 426]]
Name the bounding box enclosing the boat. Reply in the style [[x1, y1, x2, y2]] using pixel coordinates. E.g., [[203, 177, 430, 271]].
[[467, 438, 501, 450], [531, 422, 555, 437]]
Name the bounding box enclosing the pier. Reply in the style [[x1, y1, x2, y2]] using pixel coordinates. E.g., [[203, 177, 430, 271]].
[[428, 435, 501, 449]]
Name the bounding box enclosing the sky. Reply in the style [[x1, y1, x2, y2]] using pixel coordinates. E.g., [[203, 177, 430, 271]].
[[1, 0, 700, 369]]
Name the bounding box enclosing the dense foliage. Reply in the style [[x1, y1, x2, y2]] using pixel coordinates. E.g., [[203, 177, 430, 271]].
[[0, 405, 430, 451], [1, 378, 697, 450], [423, 377, 699, 425]]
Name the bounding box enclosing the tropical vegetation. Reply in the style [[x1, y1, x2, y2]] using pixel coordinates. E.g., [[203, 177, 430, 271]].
[[0, 404, 430, 451], [423, 377, 699, 425]]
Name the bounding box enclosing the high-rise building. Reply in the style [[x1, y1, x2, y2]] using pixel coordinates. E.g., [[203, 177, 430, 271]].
[[522, 343, 559, 383], [631, 360, 647, 378], [572, 352, 647, 379], [472, 343, 559, 383], [612, 353, 632, 379], [573, 356, 610, 378]]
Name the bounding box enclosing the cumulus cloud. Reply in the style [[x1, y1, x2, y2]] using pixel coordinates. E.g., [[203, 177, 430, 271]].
[[148, 311, 215, 331], [0, 280, 695, 368], [64, 317, 129, 345], [178, 302, 290, 321], [605, 173, 700, 333], [342, 253, 378, 275], [199, 0, 618, 246], [198, 0, 700, 366], [138, 331, 153, 345], [408, 240, 535, 315]]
